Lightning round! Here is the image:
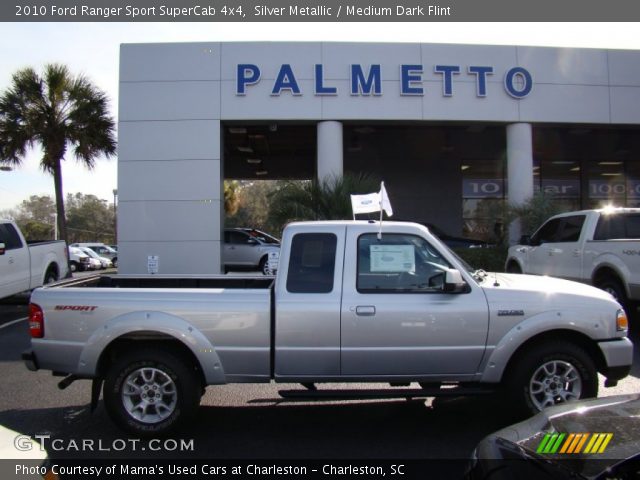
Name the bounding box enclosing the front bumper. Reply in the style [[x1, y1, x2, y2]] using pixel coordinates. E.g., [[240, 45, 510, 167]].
[[597, 337, 634, 380], [22, 349, 39, 371]]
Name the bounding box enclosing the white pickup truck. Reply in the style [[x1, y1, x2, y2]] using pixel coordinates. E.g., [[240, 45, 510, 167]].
[[0, 220, 69, 300], [23, 221, 632, 436], [506, 208, 640, 313]]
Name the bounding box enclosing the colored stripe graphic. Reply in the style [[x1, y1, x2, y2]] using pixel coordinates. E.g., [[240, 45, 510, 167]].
[[538, 433, 613, 454]]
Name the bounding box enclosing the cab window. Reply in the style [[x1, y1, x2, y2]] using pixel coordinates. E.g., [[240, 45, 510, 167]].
[[531, 218, 560, 244], [556, 215, 586, 242], [357, 233, 452, 293]]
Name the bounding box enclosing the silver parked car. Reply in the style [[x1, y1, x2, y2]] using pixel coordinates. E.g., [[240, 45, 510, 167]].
[[79, 247, 112, 270], [70, 243, 118, 267], [223, 228, 280, 275]]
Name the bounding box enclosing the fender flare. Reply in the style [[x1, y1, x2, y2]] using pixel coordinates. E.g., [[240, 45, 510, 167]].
[[504, 256, 524, 273], [480, 310, 603, 383], [75, 310, 226, 385], [41, 256, 60, 284], [591, 259, 630, 297]]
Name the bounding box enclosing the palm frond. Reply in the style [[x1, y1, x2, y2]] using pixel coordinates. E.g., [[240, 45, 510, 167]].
[[269, 173, 381, 225]]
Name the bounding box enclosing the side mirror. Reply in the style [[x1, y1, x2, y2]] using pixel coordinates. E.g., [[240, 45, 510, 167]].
[[247, 238, 259, 246], [444, 268, 468, 293], [0, 243, 5, 255], [519, 235, 532, 246]]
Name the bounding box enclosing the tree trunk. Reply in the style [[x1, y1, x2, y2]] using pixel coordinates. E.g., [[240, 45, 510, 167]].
[[51, 159, 72, 278]]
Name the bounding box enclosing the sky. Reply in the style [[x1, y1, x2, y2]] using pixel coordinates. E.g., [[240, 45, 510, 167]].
[[1, 22, 640, 212]]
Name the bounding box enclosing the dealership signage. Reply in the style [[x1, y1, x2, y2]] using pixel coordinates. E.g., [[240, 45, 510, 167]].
[[236, 64, 533, 98]]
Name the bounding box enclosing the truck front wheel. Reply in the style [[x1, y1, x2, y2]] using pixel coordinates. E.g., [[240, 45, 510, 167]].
[[104, 349, 200, 436], [595, 276, 629, 313], [507, 342, 598, 416]]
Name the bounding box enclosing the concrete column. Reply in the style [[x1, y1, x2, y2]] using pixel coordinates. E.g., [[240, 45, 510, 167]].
[[507, 123, 534, 244], [317, 121, 343, 181]]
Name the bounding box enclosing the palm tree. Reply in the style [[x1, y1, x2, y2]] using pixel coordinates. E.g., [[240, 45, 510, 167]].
[[0, 64, 116, 260], [269, 173, 381, 228]]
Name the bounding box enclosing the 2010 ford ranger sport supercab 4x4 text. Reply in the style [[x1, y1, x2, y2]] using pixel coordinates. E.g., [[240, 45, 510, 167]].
[[23, 221, 633, 436]]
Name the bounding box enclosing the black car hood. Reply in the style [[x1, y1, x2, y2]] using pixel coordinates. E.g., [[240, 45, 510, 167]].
[[481, 395, 640, 479]]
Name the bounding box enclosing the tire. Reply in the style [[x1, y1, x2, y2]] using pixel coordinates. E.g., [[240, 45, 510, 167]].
[[103, 348, 200, 436], [595, 276, 628, 313], [112, 257, 118, 268], [69, 261, 78, 273], [506, 261, 522, 274], [44, 268, 58, 284], [259, 256, 270, 275], [507, 341, 598, 416]]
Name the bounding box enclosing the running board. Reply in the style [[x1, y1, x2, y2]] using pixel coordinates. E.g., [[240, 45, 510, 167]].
[[278, 386, 494, 400]]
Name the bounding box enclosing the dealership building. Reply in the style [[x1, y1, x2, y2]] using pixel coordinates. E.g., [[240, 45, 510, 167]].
[[117, 41, 640, 274]]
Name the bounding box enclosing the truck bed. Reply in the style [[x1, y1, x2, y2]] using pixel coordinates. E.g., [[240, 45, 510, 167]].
[[31, 274, 275, 383], [55, 274, 274, 290]]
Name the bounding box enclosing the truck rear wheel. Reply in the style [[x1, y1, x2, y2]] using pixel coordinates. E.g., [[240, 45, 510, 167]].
[[103, 348, 200, 436], [44, 267, 58, 284], [507, 341, 598, 416]]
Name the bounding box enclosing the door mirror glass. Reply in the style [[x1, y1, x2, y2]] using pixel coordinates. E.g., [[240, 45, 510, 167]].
[[0, 243, 5, 255], [247, 238, 259, 245]]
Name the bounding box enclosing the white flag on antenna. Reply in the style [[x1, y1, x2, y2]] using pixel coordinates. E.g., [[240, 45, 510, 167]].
[[350, 192, 381, 215], [350, 182, 394, 217]]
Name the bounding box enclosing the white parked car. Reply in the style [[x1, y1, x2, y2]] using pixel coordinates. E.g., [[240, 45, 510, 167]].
[[79, 247, 112, 269], [223, 228, 280, 275], [506, 207, 640, 314], [68, 247, 92, 272], [70, 242, 117, 267]]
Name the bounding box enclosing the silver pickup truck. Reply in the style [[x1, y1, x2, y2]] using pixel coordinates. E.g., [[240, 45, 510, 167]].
[[23, 221, 633, 436]]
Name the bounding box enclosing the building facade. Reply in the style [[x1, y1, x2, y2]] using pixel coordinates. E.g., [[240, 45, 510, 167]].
[[118, 41, 640, 274]]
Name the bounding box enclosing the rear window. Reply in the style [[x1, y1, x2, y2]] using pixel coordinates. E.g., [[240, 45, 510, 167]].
[[286, 233, 337, 293], [594, 213, 640, 240]]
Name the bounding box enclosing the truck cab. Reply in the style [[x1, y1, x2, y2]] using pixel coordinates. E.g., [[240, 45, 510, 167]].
[[274, 222, 487, 379]]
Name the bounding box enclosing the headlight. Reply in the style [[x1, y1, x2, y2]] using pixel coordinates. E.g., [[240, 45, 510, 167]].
[[616, 309, 628, 332]]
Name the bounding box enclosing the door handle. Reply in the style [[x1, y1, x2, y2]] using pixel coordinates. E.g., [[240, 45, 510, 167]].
[[355, 306, 376, 316]]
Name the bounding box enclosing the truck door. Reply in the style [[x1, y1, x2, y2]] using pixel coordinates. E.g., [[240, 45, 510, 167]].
[[223, 230, 254, 267], [340, 230, 489, 377], [529, 215, 586, 281], [274, 226, 345, 377], [0, 223, 30, 299], [526, 217, 562, 275]]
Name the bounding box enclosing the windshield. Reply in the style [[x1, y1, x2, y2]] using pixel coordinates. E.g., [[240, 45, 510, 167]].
[[81, 248, 101, 259], [423, 230, 487, 283], [246, 229, 280, 245]]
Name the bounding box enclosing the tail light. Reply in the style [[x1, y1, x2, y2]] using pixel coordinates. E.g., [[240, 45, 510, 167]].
[[29, 303, 44, 338]]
